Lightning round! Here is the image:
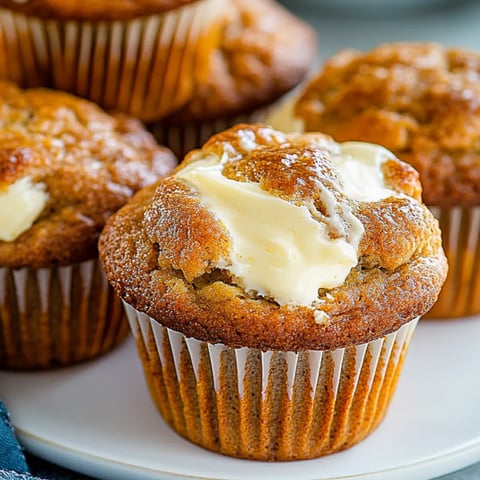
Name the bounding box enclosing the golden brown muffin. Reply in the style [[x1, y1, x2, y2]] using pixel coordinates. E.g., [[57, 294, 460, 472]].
[[167, 0, 317, 122], [0, 81, 176, 370], [100, 124, 446, 460], [295, 42, 480, 317], [150, 0, 317, 157], [295, 42, 480, 208], [0, 0, 226, 120], [0, 82, 176, 269], [0, 0, 202, 20]]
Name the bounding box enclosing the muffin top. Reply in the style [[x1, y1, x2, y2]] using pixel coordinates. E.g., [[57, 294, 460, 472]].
[[0, 81, 176, 269], [295, 42, 480, 207], [165, 0, 317, 123], [100, 124, 446, 351], [0, 0, 199, 20]]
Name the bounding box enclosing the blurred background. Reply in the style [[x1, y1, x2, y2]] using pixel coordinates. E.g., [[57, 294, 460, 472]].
[[277, 0, 480, 63]]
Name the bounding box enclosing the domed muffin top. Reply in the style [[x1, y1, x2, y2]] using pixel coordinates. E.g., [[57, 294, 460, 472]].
[[165, 0, 317, 123], [0, 81, 176, 268], [295, 42, 480, 207], [100, 124, 447, 351]]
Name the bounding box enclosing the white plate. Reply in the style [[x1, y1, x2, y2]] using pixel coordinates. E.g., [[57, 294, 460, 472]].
[[1, 317, 480, 480]]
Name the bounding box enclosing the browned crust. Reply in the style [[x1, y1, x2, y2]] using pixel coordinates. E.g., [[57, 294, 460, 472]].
[[0, 82, 176, 268], [162, 0, 317, 123], [295, 42, 480, 207], [0, 0, 200, 20], [100, 124, 447, 351]]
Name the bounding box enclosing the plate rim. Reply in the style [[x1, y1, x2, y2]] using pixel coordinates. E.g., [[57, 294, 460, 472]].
[[17, 425, 480, 480]]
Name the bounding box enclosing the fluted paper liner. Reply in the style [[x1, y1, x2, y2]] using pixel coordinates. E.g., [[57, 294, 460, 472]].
[[124, 303, 418, 461], [0, 259, 128, 370], [426, 206, 480, 318], [0, 0, 224, 121], [150, 108, 272, 160]]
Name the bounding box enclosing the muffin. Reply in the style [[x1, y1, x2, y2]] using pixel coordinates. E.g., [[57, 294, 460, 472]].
[[0, 0, 226, 121], [99, 124, 447, 460], [295, 42, 480, 318], [0, 81, 176, 370], [150, 0, 317, 158]]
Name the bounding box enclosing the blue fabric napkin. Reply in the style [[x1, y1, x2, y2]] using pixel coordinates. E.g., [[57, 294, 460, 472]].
[[0, 402, 30, 478], [0, 402, 93, 480]]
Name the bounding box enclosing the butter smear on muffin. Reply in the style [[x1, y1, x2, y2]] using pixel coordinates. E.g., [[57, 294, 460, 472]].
[[175, 138, 400, 307], [0, 177, 48, 242]]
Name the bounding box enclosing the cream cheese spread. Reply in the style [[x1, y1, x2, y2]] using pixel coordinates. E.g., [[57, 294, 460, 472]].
[[335, 142, 398, 202], [0, 177, 48, 242], [176, 141, 398, 306]]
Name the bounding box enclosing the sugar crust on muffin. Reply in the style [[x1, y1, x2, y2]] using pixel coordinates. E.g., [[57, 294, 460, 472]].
[[100, 124, 447, 352]]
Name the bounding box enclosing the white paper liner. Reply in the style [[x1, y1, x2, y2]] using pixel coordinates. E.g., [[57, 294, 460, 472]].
[[124, 302, 418, 460], [427, 205, 480, 318], [0, 259, 128, 369], [150, 107, 272, 160], [0, 0, 224, 121]]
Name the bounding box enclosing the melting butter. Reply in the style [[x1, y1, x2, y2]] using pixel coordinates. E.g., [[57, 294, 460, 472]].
[[0, 177, 49, 242]]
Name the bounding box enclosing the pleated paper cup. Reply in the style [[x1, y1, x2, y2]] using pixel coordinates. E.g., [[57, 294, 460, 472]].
[[425, 206, 480, 318], [0, 259, 128, 370], [150, 107, 273, 160], [124, 302, 418, 461], [0, 0, 224, 121]]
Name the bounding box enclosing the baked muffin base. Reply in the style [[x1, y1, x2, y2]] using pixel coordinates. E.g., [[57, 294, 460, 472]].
[[0, 0, 224, 121], [0, 259, 128, 370], [125, 302, 418, 461], [426, 206, 480, 318]]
